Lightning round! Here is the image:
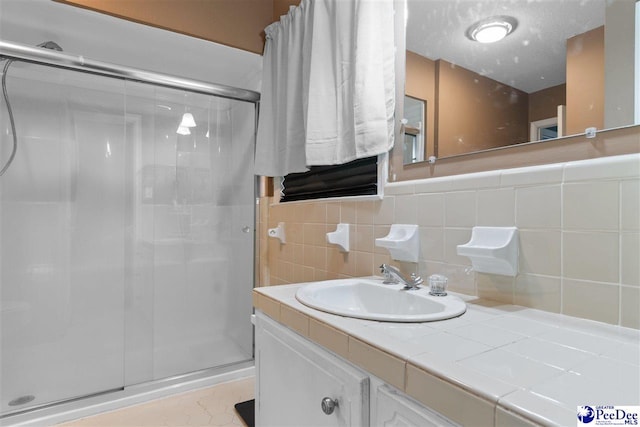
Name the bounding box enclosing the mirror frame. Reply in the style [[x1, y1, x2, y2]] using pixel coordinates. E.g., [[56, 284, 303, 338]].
[[390, 120, 640, 182]]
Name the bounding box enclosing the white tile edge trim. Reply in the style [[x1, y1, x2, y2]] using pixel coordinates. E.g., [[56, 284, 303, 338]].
[[385, 153, 640, 194]]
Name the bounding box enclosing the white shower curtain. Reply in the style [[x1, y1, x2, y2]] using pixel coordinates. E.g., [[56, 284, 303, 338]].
[[254, 0, 396, 177]]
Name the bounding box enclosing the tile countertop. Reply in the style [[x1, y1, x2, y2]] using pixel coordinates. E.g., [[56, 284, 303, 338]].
[[252, 279, 640, 427]]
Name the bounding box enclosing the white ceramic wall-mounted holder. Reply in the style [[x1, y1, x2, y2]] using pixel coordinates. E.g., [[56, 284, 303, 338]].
[[268, 222, 286, 244], [326, 223, 350, 252], [375, 224, 420, 263], [456, 226, 519, 276]]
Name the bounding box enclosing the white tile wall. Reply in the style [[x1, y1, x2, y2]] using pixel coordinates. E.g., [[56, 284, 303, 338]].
[[394, 154, 640, 328], [563, 181, 619, 230], [515, 185, 562, 229], [394, 194, 418, 223], [562, 279, 620, 324], [519, 230, 562, 276], [514, 274, 561, 313], [621, 180, 640, 230], [396, 153, 640, 328], [501, 163, 565, 187], [443, 228, 472, 265], [267, 153, 640, 329], [563, 155, 640, 181], [477, 273, 515, 304], [414, 193, 444, 226], [444, 191, 476, 227], [621, 232, 640, 286], [563, 231, 619, 282], [418, 227, 445, 261], [477, 188, 515, 226]]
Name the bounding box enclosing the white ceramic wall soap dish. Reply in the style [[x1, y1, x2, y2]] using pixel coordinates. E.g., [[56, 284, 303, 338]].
[[326, 223, 350, 252], [375, 224, 420, 263], [457, 226, 519, 276]]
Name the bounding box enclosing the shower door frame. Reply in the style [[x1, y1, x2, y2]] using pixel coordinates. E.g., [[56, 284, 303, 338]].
[[0, 41, 260, 104]]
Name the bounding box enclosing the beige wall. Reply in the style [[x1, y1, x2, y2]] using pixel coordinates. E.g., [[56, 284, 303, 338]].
[[273, 0, 302, 19], [405, 55, 533, 160], [566, 26, 605, 135], [261, 131, 640, 329], [436, 60, 529, 157], [54, 0, 309, 54], [56, 0, 281, 54], [528, 84, 566, 124]]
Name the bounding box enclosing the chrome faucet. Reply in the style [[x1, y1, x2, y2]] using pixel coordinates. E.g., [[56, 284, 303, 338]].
[[379, 264, 424, 290]]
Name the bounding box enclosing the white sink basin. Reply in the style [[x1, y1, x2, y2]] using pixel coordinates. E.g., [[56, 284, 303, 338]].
[[295, 278, 466, 322]]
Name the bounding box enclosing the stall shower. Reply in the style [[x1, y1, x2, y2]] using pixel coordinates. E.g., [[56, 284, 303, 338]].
[[0, 41, 257, 418]]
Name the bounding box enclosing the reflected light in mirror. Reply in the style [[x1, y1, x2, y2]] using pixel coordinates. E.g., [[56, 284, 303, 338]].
[[176, 125, 190, 135], [179, 112, 196, 128]]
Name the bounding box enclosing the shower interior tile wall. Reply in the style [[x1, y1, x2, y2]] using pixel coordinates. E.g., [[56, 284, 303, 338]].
[[260, 153, 640, 329]]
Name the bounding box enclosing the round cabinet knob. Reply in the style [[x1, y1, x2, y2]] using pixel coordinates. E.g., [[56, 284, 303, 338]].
[[242, 226, 251, 233], [321, 397, 339, 415]]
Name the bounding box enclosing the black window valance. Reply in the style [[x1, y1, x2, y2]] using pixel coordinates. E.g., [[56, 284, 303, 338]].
[[280, 156, 378, 202]]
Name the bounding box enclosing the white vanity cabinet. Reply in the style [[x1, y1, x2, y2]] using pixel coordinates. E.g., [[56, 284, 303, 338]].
[[255, 312, 458, 427], [372, 382, 458, 427], [255, 312, 370, 426]]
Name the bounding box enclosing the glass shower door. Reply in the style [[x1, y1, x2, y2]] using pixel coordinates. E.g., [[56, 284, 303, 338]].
[[124, 82, 255, 385], [0, 64, 127, 413], [0, 61, 256, 417]]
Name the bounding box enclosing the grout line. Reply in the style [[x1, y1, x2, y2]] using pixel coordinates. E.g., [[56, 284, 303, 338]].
[[618, 180, 623, 326], [559, 166, 565, 316]]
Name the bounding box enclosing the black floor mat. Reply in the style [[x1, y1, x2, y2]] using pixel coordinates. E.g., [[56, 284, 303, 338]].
[[234, 399, 255, 427]]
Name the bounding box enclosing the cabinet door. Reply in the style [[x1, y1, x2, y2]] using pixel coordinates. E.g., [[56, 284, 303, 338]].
[[374, 384, 459, 427], [255, 312, 369, 427]]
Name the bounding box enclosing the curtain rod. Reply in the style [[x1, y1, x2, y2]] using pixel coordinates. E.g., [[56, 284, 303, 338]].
[[0, 40, 260, 103]]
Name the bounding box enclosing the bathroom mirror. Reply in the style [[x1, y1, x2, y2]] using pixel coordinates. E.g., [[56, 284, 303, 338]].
[[404, 0, 638, 163]]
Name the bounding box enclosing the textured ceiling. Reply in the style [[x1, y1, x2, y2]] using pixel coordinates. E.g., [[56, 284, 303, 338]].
[[406, 0, 605, 93]]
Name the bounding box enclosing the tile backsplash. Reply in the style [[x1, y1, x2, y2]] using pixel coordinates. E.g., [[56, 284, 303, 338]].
[[259, 153, 640, 329]]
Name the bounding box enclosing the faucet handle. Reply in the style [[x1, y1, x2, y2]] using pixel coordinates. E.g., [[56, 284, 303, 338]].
[[410, 273, 424, 286], [428, 274, 448, 296], [402, 273, 424, 290]]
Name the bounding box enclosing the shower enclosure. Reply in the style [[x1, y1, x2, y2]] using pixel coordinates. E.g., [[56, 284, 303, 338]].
[[0, 42, 257, 416]]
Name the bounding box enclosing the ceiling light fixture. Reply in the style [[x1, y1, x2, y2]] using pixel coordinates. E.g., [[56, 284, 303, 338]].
[[466, 16, 517, 44]]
